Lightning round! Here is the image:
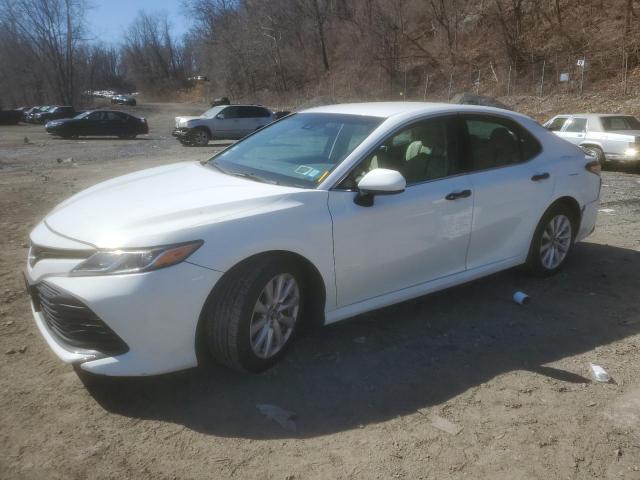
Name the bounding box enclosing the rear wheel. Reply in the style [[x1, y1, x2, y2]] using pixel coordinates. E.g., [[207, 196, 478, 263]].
[[526, 205, 576, 275], [204, 258, 304, 372]]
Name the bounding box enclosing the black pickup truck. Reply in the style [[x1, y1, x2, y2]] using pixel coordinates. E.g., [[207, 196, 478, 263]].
[[0, 109, 22, 125]]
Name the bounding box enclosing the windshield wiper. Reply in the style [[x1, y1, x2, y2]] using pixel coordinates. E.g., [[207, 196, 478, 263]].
[[227, 171, 278, 185], [205, 161, 279, 185]]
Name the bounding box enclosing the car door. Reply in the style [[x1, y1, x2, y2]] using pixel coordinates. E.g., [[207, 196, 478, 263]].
[[80, 111, 103, 136], [328, 115, 474, 307], [215, 106, 242, 139], [460, 114, 555, 270], [246, 106, 273, 132], [105, 111, 128, 136], [558, 116, 588, 146]]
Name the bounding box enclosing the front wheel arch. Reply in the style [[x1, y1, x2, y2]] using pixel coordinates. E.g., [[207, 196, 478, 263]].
[[194, 250, 327, 366]]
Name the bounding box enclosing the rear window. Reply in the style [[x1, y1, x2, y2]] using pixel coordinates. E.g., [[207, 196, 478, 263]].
[[601, 116, 640, 131]]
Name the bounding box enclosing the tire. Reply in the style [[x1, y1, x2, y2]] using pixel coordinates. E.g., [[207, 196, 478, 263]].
[[526, 204, 576, 276], [190, 128, 210, 147], [582, 145, 606, 168], [204, 257, 305, 373]]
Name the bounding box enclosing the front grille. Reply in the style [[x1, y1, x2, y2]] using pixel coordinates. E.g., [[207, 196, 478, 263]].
[[29, 244, 94, 267], [31, 282, 128, 355]]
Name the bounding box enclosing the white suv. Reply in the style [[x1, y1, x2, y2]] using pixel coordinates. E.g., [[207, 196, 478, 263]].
[[173, 104, 276, 146]]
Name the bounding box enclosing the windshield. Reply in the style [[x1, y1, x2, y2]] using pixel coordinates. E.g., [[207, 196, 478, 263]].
[[209, 113, 383, 188], [202, 106, 225, 118], [74, 111, 91, 119], [601, 116, 640, 131]]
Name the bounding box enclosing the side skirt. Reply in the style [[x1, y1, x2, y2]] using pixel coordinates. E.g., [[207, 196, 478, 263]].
[[324, 255, 524, 325]]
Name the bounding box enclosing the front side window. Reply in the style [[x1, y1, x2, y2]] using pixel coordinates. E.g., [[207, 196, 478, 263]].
[[546, 116, 568, 131], [463, 115, 541, 170], [221, 106, 240, 119], [210, 113, 383, 188], [340, 115, 462, 188], [601, 116, 640, 131], [564, 117, 587, 133]]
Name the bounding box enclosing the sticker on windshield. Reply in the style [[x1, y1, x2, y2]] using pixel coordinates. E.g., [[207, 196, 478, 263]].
[[295, 165, 312, 176], [295, 165, 323, 179]]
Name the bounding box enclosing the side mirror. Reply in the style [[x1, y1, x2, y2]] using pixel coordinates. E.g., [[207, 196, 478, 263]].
[[215, 113, 225, 120], [354, 168, 406, 207]]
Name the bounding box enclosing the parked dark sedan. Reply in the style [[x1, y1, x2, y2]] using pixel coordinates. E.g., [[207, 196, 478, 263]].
[[34, 105, 80, 124], [111, 95, 136, 106], [45, 110, 149, 139]]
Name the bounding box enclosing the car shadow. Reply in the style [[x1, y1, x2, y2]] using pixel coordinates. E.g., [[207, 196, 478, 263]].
[[51, 136, 155, 141], [82, 242, 640, 439]]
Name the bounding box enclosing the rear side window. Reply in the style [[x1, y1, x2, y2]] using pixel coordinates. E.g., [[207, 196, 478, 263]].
[[601, 116, 640, 131], [546, 117, 568, 131], [237, 106, 271, 118], [564, 118, 587, 132], [463, 115, 542, 171]]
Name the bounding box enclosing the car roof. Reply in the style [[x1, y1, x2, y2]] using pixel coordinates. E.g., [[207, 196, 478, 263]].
[[301, 102, 519, 119]]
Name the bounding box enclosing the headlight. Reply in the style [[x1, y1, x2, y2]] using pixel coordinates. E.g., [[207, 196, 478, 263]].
[[71, 240, 203, 276], [624, 147, 637, 156]]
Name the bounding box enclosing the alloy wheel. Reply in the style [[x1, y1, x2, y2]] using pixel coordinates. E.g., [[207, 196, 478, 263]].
[[539, 214, 572, 270], [249, 273, 300, 359]]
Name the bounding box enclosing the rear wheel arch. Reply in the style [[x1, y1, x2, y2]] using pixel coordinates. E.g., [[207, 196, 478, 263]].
[[550, 196, 582, 234], [525, 197, 581, 275], [194, 250, 327, 366]]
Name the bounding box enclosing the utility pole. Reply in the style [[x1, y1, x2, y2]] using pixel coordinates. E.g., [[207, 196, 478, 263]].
[[403, 69, 407, 101], [579, 57, 586, 96], [423, 74, 430, 101], [539, 60, 546, 96]]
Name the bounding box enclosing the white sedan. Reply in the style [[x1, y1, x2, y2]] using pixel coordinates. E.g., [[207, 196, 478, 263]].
[[25, 102, 601, 376]]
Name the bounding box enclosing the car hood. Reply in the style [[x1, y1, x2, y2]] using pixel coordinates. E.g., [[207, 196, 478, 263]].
[[175, 116, 203, 128], [43, 162, 302, 248]]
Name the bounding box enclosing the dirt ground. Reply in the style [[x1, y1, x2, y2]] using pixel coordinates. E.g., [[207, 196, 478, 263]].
[[1, 102, 639, 480]]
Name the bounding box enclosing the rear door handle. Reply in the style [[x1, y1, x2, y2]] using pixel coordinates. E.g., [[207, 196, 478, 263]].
[[445, 189, 472, 200], [531, 172, 550, 181]]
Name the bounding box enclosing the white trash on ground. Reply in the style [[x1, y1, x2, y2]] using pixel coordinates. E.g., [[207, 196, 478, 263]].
[[590, 363, 611, 383], [513, 291, 530, 305], [256, 404, 297, 432]]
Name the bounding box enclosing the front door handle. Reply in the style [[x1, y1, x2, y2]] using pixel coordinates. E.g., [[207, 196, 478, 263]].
[[531, 172, 550, 181], [445, 189, 472, 200]]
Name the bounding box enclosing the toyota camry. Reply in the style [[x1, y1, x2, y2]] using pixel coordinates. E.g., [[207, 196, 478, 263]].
[[24, 103, 601, 376]]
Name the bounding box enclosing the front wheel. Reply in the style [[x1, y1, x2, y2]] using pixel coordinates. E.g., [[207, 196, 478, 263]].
[[204, 258, 304, 372], [190, 128, 210, 147], [526, 206, 575, 275], [582, 145, 606, 168]]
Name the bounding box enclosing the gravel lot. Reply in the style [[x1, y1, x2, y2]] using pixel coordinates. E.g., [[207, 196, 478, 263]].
[[1, 103, 639, 480]]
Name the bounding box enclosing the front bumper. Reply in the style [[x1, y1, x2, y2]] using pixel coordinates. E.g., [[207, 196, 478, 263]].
[[604, 152, 640, 162], [172, 128, 191, 139], [25, 260, 222, 376]]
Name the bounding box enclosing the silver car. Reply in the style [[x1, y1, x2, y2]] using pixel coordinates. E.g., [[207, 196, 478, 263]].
[[173, 105, 276, 146], [544, 114, 640, 166]]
